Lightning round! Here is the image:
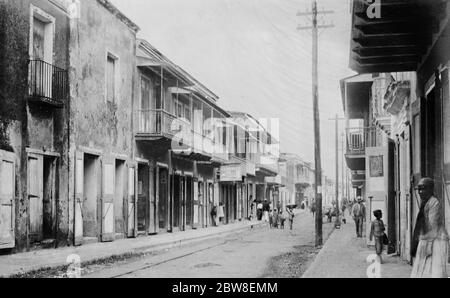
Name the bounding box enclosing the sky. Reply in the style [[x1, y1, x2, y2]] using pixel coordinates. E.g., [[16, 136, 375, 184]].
[[110, 0, 356, 178]]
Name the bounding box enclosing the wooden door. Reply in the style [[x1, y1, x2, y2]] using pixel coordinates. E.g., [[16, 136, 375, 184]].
[[149, 166, 157, 234], [127, 164, 137, 238], [101, 157, 115, 242], [193, 181, 199, 229], [28, 153, 43, 243], [0, 151, 15, 249], [180, 176, 186, 231], [74, 152, 84, 245], [155, 165, 160, 233]]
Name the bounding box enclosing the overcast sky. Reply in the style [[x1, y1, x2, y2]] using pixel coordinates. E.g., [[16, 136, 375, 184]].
[[110, 0, 356, 177]]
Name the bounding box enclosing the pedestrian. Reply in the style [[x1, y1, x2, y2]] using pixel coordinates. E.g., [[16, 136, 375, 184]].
[[411, 178, 449, 278], [217, 202, 225, 225], [269, 209, 273, 228], [286, 207, 295, 230], [351, 196, 366, 238], [369, 209, 386, 264], [341, 203, 347, 224], [273, 209, 279, 229], [256, 200, 263, 221], [249, 195, 255, 220], [210, 204, 218, 227], [279, 210, 286, 229], [263, 199, 270, 222], [310, 200, 316, 219]]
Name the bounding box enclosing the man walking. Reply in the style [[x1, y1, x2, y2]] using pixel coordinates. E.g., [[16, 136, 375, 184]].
[[262, 199, 270, 222], [351, 197, 366, 237]]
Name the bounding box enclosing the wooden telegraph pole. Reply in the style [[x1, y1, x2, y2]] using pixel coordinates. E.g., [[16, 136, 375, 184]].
[[330, 115, 345, 228], [298, 0, 333, 247]]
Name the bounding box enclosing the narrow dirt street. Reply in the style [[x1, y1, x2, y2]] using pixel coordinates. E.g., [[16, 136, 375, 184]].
[[74, 210, 335, 278]]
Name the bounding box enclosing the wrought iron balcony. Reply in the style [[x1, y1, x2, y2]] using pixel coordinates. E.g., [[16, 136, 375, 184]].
[[137, 109, 179, 138], [28, 60, 68, 108], [346, 127, 378, 156]]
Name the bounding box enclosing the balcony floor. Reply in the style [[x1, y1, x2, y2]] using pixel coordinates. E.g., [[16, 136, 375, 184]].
[[345, 154, 365, 171]]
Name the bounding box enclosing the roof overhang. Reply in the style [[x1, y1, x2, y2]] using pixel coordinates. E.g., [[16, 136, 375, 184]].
[[349, 0, 450, 74], [340, 74, 374, 119]]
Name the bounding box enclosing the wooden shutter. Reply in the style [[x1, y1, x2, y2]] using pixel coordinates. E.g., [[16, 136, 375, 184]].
[[28, 153, 43, 243], [127, 163, 137, 238], [155, 165, 160, 234], [101, 157, 115, 242], [193, 180, 199, 229], [0, 151, 16, 249], [74, 152, 84, 246], [149, 166, 157, 234]]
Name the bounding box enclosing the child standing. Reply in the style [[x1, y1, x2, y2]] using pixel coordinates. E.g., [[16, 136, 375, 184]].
[[279, 210, 286, 229], [370, 209, 386, 264], [272, 209, 279, 229]]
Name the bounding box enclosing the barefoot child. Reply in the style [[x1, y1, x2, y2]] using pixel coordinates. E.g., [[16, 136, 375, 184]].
[[370, 209, 386, 264]]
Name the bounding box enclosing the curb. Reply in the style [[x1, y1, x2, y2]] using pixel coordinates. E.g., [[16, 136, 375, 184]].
[[301, 224, 336, 278], [6, 221, 267, 278]]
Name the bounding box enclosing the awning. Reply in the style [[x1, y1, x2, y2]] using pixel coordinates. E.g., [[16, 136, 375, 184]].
[[137, 55, 170, 68], [349, 0, 449, 73], [340, 74, 373, 119]]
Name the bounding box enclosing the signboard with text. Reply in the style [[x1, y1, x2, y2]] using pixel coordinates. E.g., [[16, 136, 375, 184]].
[[220, 164, 243, 182]]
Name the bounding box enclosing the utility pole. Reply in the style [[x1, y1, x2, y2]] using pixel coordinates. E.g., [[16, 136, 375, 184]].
[[298, 1, 334, 247], [341, 132, 345, 200], [329, 115, 345, 229]]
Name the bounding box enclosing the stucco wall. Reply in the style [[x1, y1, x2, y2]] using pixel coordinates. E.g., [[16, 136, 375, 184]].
[[71, 0, 136, 155]]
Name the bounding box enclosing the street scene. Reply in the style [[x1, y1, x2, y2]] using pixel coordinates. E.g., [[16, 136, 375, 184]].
[[1, 0, 450, 280]]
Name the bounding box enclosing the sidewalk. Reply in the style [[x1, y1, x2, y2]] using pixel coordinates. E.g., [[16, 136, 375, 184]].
[[0, 220, 266, 278], [303, 217, 413, 278]]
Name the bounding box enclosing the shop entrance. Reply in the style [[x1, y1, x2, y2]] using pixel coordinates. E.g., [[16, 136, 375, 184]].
[[137, 163, 150, 234], [114, 160, 126, 237], [82, 154, 100, 240], [185, 176, 193, 228], [28, 154, 57, 244], [158, 167, 169, 231]]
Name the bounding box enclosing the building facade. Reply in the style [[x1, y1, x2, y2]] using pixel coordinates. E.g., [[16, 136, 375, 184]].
[[0, 0, 281, 254], [344, 0, 450, 262]]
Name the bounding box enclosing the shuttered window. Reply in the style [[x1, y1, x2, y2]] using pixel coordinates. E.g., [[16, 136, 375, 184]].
[[106, 55, 116, 103]]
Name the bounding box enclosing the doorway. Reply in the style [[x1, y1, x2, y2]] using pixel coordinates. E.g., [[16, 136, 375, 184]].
[[82, 154, 99, 239], [114, 160, 126, 237], [158, 167, 169, 231], [185, 176, 193, 228], [28, 154, 56, 244], [173, 175, 184, 231], [137, 164, 150, 234]]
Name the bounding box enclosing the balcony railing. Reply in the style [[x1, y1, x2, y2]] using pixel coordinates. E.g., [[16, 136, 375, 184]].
[[137, 109, 180, 136], [137, 110, 229, 162], [346, 127, 378, 155], [28, 60, 68, 107]]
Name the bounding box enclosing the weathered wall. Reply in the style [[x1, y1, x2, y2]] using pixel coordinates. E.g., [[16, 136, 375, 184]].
[[72, 0, 136, 155], [0, 0, 70, 251]]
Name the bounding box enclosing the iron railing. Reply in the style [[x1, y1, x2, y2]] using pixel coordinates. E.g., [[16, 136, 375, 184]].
[[346, 127, 378, 155], [29, 59, 68, 107], [137, 109, 181, 135]]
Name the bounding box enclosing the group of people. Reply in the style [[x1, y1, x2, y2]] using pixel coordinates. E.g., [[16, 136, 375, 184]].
[[353, 178, 449, 278], [269, 207, 295, 230], [250, 197, 295, 230]]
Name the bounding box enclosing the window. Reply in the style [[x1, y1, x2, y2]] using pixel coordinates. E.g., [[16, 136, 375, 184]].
[[140, 76, 151, 110], [106, 54, 117, 103], [30, 6, 55, 63]]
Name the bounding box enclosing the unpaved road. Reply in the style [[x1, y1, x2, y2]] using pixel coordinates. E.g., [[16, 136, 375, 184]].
[[78, 210, 335, 278]]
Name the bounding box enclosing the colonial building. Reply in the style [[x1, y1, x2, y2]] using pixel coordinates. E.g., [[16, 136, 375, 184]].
[[1, 0, 73, 251], [0, 0, 281, 255], [344, 0, 450, 262], [134, 39, 230, 233]]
